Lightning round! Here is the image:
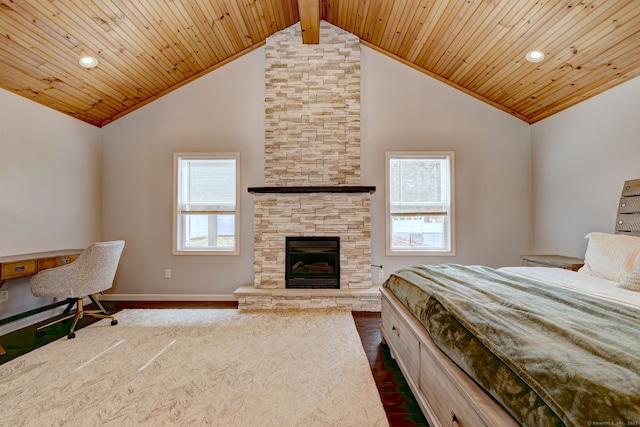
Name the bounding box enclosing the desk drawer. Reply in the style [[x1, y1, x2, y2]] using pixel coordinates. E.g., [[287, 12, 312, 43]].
[[1, 260, 37, 279], [382, 296, 420, 380], [37, 255, 79, 271]]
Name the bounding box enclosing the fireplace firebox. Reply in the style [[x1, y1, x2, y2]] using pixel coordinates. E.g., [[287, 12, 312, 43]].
[[285, 237, 340, 289]]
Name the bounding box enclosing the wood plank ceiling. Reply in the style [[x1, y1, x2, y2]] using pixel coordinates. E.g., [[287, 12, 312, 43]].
[[0, 0, 638, 127]]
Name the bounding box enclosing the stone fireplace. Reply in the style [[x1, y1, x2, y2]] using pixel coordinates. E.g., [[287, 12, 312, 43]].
[[234, 22, 380, 311]]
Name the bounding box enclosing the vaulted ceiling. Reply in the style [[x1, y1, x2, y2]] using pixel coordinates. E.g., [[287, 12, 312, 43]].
[[1, 0, 638, 127]]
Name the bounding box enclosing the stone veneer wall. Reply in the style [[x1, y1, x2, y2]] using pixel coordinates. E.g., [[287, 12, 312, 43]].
[[253, 22, 372, 290], [264, 22, 360, 186]]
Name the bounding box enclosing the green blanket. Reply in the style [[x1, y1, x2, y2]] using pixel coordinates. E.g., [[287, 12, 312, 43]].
[[384, 264, 640, 426]]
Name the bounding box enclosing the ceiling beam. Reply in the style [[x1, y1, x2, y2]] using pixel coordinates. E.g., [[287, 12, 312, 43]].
[[298, 0, 320, 44]]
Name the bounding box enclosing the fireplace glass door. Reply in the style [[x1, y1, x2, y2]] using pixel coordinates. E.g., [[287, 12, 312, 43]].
[[285, 237, 339, 289]]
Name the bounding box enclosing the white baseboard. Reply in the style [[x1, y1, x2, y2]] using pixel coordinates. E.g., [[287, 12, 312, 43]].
[[99, 294, 237, 302]]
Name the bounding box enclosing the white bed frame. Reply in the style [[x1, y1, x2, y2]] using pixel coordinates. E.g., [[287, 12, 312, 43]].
[[380, 179, 640, 426], [380, 287, 518, 427]]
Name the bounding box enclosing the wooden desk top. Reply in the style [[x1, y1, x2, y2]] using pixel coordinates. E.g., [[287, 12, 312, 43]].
[[0, 249, 83, 264], [0, 249, 83, 287]]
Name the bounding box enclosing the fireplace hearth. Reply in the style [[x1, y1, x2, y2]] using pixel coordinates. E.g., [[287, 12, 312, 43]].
[[286, 237, 340, 289]]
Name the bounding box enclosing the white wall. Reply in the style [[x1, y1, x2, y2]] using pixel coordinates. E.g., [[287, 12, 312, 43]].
[[530, 76, 640, 257], [361, 46, 532, 280], [0, 88, 101, 323], [101, 49, 266, 297], [101, 44, 532, 297]]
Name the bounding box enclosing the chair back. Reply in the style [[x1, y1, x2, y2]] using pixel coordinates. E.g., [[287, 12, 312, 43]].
[[76, 241, 125, 294], [31, 240, 125, 298]]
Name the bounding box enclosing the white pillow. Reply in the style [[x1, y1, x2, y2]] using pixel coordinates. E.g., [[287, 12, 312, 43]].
[[578, 232, 640, 282], [618, 267, 640, 292]]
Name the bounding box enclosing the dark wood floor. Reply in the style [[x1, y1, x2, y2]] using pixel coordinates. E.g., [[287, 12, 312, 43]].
[[0, 302, 428, 427]]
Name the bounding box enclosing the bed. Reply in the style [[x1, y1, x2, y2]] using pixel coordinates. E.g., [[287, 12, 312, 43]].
[[380, 179, 640, 427]]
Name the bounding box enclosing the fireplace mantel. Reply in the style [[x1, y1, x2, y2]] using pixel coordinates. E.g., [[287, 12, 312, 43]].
[[248, 186, 376, 194]]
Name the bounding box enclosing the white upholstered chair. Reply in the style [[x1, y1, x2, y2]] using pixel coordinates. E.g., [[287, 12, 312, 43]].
[[30, 240, 125, 339]]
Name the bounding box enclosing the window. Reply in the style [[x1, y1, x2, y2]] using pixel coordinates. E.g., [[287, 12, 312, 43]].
[[386, 151, 455, 255], [173, 153, 239, 255]]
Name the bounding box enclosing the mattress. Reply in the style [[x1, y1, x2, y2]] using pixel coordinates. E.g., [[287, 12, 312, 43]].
[[383, 264, 640, 427]]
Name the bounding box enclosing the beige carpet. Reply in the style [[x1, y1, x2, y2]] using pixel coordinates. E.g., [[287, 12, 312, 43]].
[[0, 309, 389, 427]]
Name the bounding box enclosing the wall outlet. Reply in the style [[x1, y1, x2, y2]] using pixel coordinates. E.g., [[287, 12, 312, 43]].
[[378, 269, 384, 279], [0, 290, 8, 303], [165, 269, 171, 279]]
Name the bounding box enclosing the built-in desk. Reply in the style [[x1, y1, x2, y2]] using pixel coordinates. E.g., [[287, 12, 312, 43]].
[[0, 249, 82, 356], [0, 249, 82, 288]]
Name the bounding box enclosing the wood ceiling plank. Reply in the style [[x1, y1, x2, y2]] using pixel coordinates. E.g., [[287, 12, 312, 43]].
[[229, 0, 264, 45], [471, 0, 623, 98], [0, 5, 144, 111], [404, 0, 453, 62], [201, 0, 248, 54], [3, 1, 80, 50], [461, 0, 564, 92], [384, 0, 416, 53], [158, 0, 215, 69], [375, 0, 410, 51], [252, 0, 272, 40], [527, 65, 640, 123], [355, 0, 374, 38], [487, 0, 639, 106], [0, 55, 120, 125], [124, 1, 204, 76], [395, 0, 437, 59], [111, 0, 200, 77], [361, 0, 385, 42], [0, 50, 116, 117], [512, 32, 640, 115], [442, 0, 523, 83], [449, 2, 538, 89], [81, 0, 192, 85], [414, 0, 473, 68], [243, 0, 269, 41], [263, 0, 286, 33], [0, 0, 638, 125], [285, 0, 301, 24], [346, 0, 360, 33], [507, 32, 640, 116], [331, 0, 349, 29], [209, 0, 252, 54], [40, 0, 169, 93], [370, 0, 397, 46], [225, 0, 259, 46], [146, 0, 206, 72], [182, 0, 234, 59], [321, 0, 336, 23]]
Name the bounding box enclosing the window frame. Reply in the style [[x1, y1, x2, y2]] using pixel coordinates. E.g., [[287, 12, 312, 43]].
[[172, 152, 240, 255], [385, 151, 455, 256]]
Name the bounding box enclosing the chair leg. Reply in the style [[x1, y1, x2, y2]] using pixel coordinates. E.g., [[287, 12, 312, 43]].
[[35, 295, 117, 340], [88, 293, 109, 314], [36, 298, 81, 336], [67, 298, 84, 339], [85, 293, 118, 327]]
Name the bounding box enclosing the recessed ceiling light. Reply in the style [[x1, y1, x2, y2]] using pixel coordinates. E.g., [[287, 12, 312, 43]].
[[79, 56, 98, 68], [526, 50, 545, 63]]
